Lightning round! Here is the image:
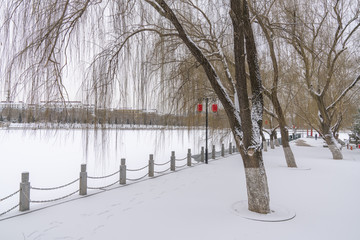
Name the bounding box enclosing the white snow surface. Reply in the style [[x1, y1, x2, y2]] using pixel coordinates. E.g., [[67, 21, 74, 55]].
[[1, 137, 360, 239]]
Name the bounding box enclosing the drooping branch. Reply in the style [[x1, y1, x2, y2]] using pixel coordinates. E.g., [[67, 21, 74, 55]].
[[326, 75, 360, 112], [147, 0, 239, 131]]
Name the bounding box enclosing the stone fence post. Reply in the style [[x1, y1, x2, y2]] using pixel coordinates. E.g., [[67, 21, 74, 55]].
[[120, 158, 126, 185], [201, 147, 204, 162], [170, 151, 175, 171], [80, 164, 87, 196], [221, 143, 225, 157], [212, 145, 215, 159], [149, 154, 154, 177], [19, 172, 30, 212], [229, 142, 233, 154], [187, 149, 192, 167]]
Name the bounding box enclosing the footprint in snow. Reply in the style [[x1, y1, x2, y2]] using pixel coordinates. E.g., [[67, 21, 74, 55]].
[[97, 210, 110, 216]]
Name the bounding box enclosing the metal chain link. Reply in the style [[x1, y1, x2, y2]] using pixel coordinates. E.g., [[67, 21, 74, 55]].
[[154, 168, 171, 174], [127, 165, 148, 172], [154, 160, 171, 166], [176, 163, 188, 168], [88, 170, 120, 180], [175, 157, 187, 162], [126, 173, 149, 181], [0, 190, 20, 202], [0, 204, 19, 217], [31, 178, 80, 191], [31, 190, 79, 203], [88, 180, 120, 190]]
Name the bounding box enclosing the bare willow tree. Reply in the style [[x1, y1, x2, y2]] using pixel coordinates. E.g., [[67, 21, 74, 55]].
[[2, 0, 271, 213], [278, 0, 360, 159], [249, 0, 298, 167]]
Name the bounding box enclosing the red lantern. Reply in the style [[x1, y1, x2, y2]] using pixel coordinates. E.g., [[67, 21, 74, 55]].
[[211, 104, 218, 113], [197, 104, 203, 112]]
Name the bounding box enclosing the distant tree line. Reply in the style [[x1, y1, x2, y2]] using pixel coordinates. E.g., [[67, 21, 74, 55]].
[[0, 106, 229, 129]]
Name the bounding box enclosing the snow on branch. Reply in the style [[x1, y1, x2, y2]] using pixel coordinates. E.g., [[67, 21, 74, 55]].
[[148, 0, 237, 115], [326, 74, 360, 111], [263, 107, 278, 120]]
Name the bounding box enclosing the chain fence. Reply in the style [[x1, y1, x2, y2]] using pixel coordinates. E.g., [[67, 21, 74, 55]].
[[154, 160, 171, 166], [0, 204, 19, 217], [31, 190, 80, 203], [31, 178, 79, 191], [154, 168, 171, 174], [88, 171, 120, 180], [176, 163, 188, 168], [0, 190, 20, 202], [88, 180, 120, 190], [1, 144, 238, 218], [175, 157, 187, 162], [0, 190, 20, 217], [127, 173, 149, 182], [215, 151, 222, 157], [127, 165, 149, 172]]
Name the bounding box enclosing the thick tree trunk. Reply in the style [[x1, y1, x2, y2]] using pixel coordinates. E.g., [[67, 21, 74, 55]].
[[236, 138, 270, 214], [231, 0, 270, 214], [153, 0, 271, 214], [324, 133, 343, 160], [316, 97, 343, 160]]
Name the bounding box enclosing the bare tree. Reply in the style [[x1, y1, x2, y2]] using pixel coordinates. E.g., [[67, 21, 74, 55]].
[[2, 0, 272, 213], [249, 0, 298, 167], [278, 0, 360, 159]]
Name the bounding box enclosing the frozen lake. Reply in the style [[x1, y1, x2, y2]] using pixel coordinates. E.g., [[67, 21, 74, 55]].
[[0, 128, 232, 213]]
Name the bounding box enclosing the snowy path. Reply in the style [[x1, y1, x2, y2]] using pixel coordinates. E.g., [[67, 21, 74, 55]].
[[1, 138, 360, 240]]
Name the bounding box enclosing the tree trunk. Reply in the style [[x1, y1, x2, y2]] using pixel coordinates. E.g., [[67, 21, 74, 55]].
[[231, 0, 270, 214], [153, 0, 271, 214], [236, 138, 270, 214], [279, 126, 297, 168], [316, 96, 343, 160], [324, 132, 343, 160], [272, 94, 297, 167], [261, 131, 267, 152], [270, 133, 275, 149], [274, 131, 280, 147]]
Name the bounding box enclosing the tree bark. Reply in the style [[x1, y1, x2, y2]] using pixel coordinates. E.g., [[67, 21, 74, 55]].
[[272, 95, 297, 167], [231, 0, 270, 214], [316, 96, 344, 160], [151, 0, 270, 214], [274, 131, 280, 147], [270, 131, 275, 149], [239, 146, 270, 214], [324, 131, 343, 159]]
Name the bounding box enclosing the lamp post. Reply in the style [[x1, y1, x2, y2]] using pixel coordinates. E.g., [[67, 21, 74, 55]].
[[197, 98, 217, 164]]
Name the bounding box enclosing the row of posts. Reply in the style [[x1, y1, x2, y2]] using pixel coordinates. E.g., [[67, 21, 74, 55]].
[[18, 142, 237, 212]]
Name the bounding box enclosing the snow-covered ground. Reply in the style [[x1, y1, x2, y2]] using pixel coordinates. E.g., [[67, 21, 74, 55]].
[[0, 137, 359, 239], [0, 128, 232, 212]]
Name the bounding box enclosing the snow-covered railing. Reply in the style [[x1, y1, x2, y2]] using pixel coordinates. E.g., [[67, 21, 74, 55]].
[[0, 142, 238, 218]]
